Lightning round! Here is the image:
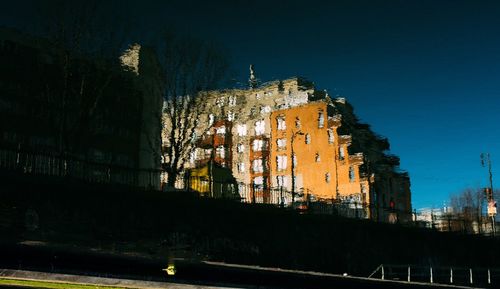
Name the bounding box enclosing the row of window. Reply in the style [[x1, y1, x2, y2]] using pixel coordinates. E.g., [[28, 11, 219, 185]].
[[215, 95, 238, 107], [254, 167, 356, 187], [209, 111, 329, 137], [215, 91, 273, 107], [234, 133, 337, 155]]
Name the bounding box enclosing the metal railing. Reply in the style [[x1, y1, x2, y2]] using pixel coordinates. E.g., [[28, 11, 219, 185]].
[[369, 264, 499, 287], [0, 146, 160, 189]]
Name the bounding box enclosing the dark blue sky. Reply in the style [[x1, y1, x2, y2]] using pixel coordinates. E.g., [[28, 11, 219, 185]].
[[2, 0, 499, 209]]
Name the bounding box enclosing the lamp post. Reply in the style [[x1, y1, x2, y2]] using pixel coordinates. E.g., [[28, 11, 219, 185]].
[[290, 130, 304, 206], [481, 153, 495, 236]]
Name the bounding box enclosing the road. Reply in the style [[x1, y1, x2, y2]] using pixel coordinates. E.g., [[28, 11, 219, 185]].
[[0, 241, 484, 289]]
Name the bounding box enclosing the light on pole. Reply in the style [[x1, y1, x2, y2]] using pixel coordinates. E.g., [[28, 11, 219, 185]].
[[481, 153, 496, 236], [290, 130, 304, 206]]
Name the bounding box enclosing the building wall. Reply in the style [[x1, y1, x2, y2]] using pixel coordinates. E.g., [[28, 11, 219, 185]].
[[0, 28, 162, 189], [270, 101, 368, 203], [170, 77, 408, 218]]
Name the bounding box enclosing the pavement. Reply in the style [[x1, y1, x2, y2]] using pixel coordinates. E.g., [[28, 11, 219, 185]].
[[0, 241, 488, 289], [0, 269, 239, 289]]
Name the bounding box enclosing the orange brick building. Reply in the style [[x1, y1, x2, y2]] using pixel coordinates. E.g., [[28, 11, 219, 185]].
[[173, 76, 411, 221], [270, 101, 369, 205]]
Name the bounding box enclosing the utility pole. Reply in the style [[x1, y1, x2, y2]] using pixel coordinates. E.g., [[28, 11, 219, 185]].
[[290, 130, 304, 206], [481, 153, 496, 236]]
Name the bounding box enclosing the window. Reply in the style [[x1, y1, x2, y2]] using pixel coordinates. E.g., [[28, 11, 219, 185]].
[[315, 153, 321, 162], [295, 117, 301, 129], [292, 153, 297, 166], [328, 129, 334, 144], [208, 114, 214, 126], [349, 166, 355, 182], [261, 106, 271, 114], [277, 155, 288, 171], [237, 124, 247, 136], [277, 175, 288, 187], [339, 147, 345, 160], [255, 93, 261, 99], [305, 133, 311, 144], [255, 120, 265, 135], [253, 176, 264, 190], [229, 95, 237, 106], [216, 146, 225, 158], [253, 159, 264, 173], [325, 172, 331, 183], [216, 97, 225, 107], [204, 148, 212, 158], [189, 151, 196, 164], [276, 138, 287, 150], [227, 111, 235, 121], [277, 116, 286, 130], [237, 143, 245, 153], [238, 162, 245, 173], [318, 111, 324, 128], [216, 126, 226, 135], [252, 139, 265, 151]]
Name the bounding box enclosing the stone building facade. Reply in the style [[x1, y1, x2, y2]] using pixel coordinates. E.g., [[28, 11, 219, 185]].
[[173, 76, 411, 220]]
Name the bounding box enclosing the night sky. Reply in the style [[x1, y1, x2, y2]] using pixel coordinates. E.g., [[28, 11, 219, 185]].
[[2, 0, 499, 209]]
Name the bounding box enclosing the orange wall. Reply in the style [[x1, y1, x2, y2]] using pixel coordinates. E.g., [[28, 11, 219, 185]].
[[270, 102, 366, 201]]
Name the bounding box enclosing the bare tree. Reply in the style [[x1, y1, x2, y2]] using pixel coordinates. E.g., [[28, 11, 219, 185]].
[[449, 187, 485, 233], [32, 0, 130, 157], [159, 31, 229, 187]]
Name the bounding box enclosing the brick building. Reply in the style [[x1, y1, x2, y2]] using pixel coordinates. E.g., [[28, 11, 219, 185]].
[[173, 75, 412, 221]]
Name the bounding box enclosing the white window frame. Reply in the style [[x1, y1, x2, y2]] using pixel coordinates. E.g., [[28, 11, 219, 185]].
[[277, 116, 286, 130], [339, 147, 345, 160], [216, 146, 225, 159], [277, 175, 288, 187], [238, 162, 245, 173], [216, 126, 226, 135], [229, 95, 237, 106], [328, 129, 334, 144], [237, 143, 245, 153], [276, 155, 288, 171], [237, 124, 247, 136], [253, 159, 264, 173], [349, 166, 356, 182], [252, 139, 265, 151], [318, 111, 324, 128], [255, 120, 265, 135], [277, 138, 287, 150]]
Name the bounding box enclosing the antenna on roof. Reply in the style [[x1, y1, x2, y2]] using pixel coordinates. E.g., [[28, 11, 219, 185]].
[[249, 64, 258, 89]]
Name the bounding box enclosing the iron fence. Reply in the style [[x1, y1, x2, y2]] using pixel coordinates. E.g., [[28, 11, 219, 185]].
[[0, 145, 439, 224], [0, 146, 160, 189], [369, 264, 500, 287]]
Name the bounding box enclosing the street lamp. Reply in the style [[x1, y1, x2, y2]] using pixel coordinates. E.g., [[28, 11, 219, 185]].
[[290, 130, 304, 206], [481, 153, 496, 236]]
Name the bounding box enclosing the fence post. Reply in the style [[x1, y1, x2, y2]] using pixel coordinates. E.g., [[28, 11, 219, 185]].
[[450, 268, 453, 284], [488, 269, 491, 285], [469, 268, 473, 285], [407, 266, 411, 282], [252, 184, 256, 204], [430, 267, 433, 283], [381, 265, 385, 280], [280, 186, 284, 208]]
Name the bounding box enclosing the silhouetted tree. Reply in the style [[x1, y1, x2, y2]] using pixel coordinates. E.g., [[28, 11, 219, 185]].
[[449, 187, 485, 233], [32, 0, 129, 156], [159, 31, 229, 187]]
